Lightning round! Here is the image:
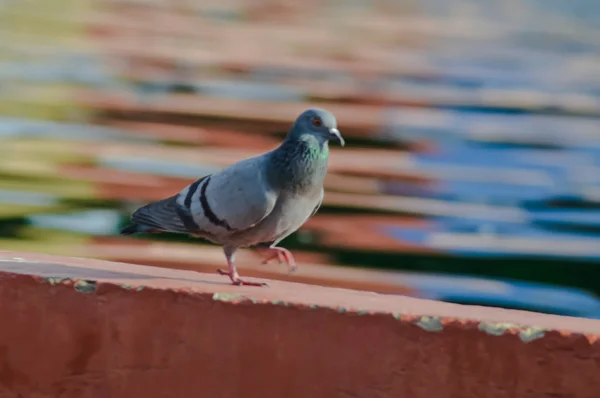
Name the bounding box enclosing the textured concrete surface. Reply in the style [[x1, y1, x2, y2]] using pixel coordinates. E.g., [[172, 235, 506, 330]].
[[0, 250, 599, 398]]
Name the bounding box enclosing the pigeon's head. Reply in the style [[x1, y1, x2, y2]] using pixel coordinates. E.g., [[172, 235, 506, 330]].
[[292, 108, 345, 147]]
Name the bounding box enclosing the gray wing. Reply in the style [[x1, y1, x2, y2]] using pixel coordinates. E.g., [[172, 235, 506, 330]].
[[128, 154, 278, 238], [177, 155, 278, 238]]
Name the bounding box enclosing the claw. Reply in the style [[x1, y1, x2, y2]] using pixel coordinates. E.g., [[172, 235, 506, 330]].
[[217, 268, 268, 287], [258, 247, 297, 273], [261, 250, 286, 265]]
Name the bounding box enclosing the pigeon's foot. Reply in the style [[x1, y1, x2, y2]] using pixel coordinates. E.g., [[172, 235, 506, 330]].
[[216, 268, 268, 287], [259, 247, 297, 273]]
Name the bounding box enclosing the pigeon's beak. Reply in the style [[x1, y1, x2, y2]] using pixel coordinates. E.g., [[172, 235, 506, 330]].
[[329, 128, 345, 147]]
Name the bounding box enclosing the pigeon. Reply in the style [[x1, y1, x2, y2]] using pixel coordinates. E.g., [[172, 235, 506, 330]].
[[120, 108, 345, 286]]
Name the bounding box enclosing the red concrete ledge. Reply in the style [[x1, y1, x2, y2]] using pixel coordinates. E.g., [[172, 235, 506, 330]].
[[1, 250, 599, 397]]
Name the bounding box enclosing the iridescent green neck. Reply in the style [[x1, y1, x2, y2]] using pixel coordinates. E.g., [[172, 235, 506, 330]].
[[300, 134, 329, 160], [268, 133, 330, 191]]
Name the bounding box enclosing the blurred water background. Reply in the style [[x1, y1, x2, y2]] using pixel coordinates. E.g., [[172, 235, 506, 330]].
[[2, 0, 600, 317]]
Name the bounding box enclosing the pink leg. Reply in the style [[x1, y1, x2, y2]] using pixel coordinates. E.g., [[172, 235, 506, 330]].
[[217, 249, 267, 287], [258, 246, 297, 273]]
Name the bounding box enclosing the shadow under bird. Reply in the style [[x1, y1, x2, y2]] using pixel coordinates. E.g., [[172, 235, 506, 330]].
[[120, 108, 345, 286]]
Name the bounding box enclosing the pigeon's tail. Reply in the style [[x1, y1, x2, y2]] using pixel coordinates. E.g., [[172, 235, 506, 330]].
[[125, 195, 190, 235], [119, 222, 164, 235], [120, 223, 143, 235]]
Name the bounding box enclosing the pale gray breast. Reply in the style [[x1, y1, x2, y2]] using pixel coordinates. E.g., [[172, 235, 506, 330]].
[[230, 187, 322, 247]]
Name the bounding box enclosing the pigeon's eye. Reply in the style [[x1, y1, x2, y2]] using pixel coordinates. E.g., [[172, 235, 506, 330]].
[[312, 117, 322, 127]]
